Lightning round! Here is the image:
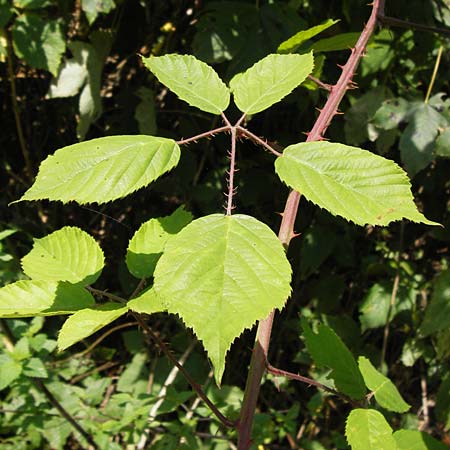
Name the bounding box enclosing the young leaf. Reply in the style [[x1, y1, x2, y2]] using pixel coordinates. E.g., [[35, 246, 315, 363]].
[[275, 141, 439, 226], [346, 409, 397, 450], [141, 54, 230, 115], [21, 226, 104, 286], [153, 214, 292, 384], [127, 288, 165, 315], [58, 303, 128, 351], [301, 320, 366, 399], [358, 356, 410, 413], [277, 19, 339, 54], [0, 355, 22, 391], [229, 53, 314, 115], [126, 206, 193, 278], [0, 280, 95, 318], [394, 430, 449, 450], [419, 270, 450, 336], [17, 135, 180, 204], [308, 32, 359, 53]]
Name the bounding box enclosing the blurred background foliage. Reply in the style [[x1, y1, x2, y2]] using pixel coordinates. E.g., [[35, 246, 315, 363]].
[[0, 0, 449, 448]]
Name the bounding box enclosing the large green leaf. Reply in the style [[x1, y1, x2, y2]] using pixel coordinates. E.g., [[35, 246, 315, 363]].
[[153, 214, 292, 384], [12, 14, 65, 76], [358, 356, 410, 413], [0, 280, 95, 318], [21, 226, 104, 286], [346, 409, 397, 450], [127, 288, 165, 315], [229, 53, 314, 115], [18, 135, 180, 204], [394, 430, 449, 450], [126, 206, 192, 278], [277, 19, 339, 53], [275, 141, 439, 226], [58, 303, 128, 351], [420, 270, 450, 336], [301, 320, 366, 399], [141, 54, 230, 115]]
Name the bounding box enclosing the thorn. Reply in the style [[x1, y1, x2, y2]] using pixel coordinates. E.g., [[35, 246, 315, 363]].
[[315, 107, 323, 113], [302, 131, 310, 137], [337, 63, 345, 69], [275, 212, 284, 217], [290, 232, 301, 239], [335, 110, 345, 115]]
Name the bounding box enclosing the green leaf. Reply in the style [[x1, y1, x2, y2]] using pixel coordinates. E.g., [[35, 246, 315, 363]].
[[58, 303, 128, 351], [127, 288, 165, 315], [229, 53, 314, 115], [436, 373, 450, 430], [81, 0, 115, 24], [277, 19, 339, 53], [435, 128, 450, 158], [23, 357, 48, 378], [134, 87, 157, 136], [420, 270, 450, 336], [0, 354, 22, 391], [359, 283, 391, 331], [309, 32, 359, 52], [345, 409, 397, 450], [301, 320, 366, 399], [153, 214, 292, 384], [394, 430, 449, 450], [0, 280, 95, 318], [12, 14, 65, 76], [0, 4, 13, 28], [141, 54, 230, 115], [358, 356, 410, 413], [21, 226, 104, 286], [126, 206, 193, 278], [275, 141, 439, 226], [371, 98, 410, 130], [13, 0, 52, 8], [399, 103, 445, 176], [18, 135, 180, 204]]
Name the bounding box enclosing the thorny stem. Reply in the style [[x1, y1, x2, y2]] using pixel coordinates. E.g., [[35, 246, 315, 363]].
[[237, 127, 282, 157], [86, 286, 127, 304], [176, 125, 230, 145], [237, 1, 385, 448], [378, 14, 450, 38], [226, 127, 238, 215]]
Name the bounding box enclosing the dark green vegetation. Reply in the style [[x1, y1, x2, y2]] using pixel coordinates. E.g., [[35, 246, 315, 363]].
[[1, 1, 449, 449]]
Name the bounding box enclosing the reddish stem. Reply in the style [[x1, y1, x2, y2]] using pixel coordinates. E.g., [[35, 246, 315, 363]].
[[237, 2, 384, 448]]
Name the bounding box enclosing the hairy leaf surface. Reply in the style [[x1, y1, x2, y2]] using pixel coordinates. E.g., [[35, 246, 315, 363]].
[[301, 320, 366, 399], [229, 53, 314, 114], [142, 54, 230, 114], [21, 227, 104, 286], [18, 135, 180, 204], [358, 356, 410, 412], [346, 409, 397, 450], [58, 303, 127, 351], [153, 214, 292, 384], [275, 141, 439, 226], [126, 206, 192, 278], [0, 280, 95, 318]]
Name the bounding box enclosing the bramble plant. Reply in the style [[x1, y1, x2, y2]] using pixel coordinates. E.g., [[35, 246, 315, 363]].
[[1, 1, 449, 449]]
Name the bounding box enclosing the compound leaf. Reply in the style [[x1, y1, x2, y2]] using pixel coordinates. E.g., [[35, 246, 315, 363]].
[[301, 320, 366, 399], [229, 53, 314, 115], [126, 206, 193, 278], [358, 356, 410, 413], [394, 430, 449, 450], [58, 303, 127, 351], [141, 54, 230, 114], [346, 409, 397, 450], [0, 280, 95, 318], [275, 141, 439, 226], [18, 135, 180, 204], [21, 226, 104, 286], [153, 214, 292, 384], [127, 288, 165, 315]]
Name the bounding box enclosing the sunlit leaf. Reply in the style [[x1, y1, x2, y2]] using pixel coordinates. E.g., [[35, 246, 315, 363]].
[[18, 135, 180, 204], [394, 430, 449, 450], [153, 214, 292, 384], [127, 288, 165, 315], [229, 53, 314, 114], [275, 141, 439, 226]]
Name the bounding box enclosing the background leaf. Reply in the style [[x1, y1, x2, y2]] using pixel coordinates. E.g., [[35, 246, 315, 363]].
[[21, 226, 104, 286], [0, 280, 95, 318], [275, 141, 439, 226], [229, 52, 314, 114], [301, 320, 366, 399], [0, 355, 22, 391], [435, 128, 450, 158], [345, 409, 397, 450], [394, 430, 449, 450], [126, 206, 192, 278], [141, 54, 230, 115], [58, 303, 128, 351], [153, 214, 292, 384], [358, 356, 410, 412], [18, 135, 180, 204]]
